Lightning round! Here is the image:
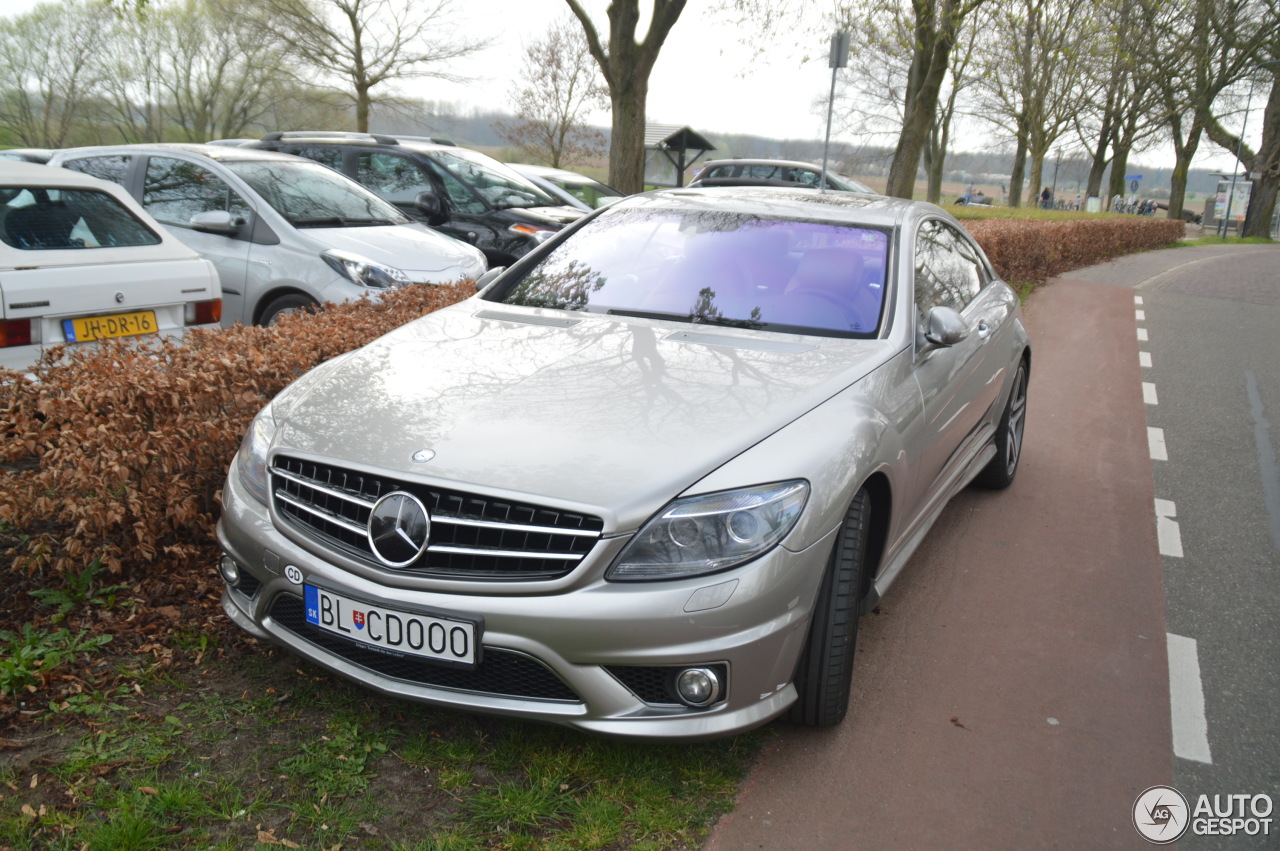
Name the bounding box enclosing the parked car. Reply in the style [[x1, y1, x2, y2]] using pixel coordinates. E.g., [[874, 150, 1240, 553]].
[[1, 160, 221, 372], [507, 164, 624, 212], [690, 158, 878, 194], [245, 132, 584, 266], [0, 149, 56, 164], [217, 185, 1029, 739], [48, 144, 486, 327]]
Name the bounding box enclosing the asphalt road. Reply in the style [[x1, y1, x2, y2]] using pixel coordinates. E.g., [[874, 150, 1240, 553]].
[[1128, 245, 1280, 849], [706, 242, 1280, 850]]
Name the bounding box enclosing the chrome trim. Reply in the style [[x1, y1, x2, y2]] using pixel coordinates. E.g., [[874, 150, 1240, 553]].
[[274, 491, 368, 536], [272, 467, 375, 509], [428, 545, 585, 561], [434, 515, 600, 538]]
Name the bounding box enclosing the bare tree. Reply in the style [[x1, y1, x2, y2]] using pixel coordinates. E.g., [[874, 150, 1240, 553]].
[[497, 17, 608, 168], [562, 0, 688, 194], [0, 1, 108, 147], [246, 0, 488, 133]]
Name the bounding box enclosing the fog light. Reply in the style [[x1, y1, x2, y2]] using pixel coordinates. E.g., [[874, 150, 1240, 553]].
[[218, 553, 240, 585], [674, 667, 722, 707]]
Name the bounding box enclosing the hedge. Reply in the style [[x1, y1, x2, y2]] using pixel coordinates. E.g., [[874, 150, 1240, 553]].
[[0, 216, 1185, 593]]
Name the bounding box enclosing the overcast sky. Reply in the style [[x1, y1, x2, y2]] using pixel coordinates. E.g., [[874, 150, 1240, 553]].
[[4, 0, 1250, 173]]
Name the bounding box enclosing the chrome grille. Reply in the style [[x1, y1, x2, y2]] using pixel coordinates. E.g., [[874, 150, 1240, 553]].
[[270, 456, 603, 580]]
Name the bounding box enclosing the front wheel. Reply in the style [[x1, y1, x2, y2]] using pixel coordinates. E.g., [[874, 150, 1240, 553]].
[[975, 359, 1028, 489], [788, 488, 871, 727], [259, 294, 318, 327]]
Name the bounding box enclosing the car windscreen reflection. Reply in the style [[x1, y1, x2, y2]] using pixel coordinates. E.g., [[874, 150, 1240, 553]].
[[495, 211, 889, 338]]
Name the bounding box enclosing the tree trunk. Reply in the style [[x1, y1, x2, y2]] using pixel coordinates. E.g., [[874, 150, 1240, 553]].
[[1027, 155, 1044, 207], [1243, 76, 1279, 239], [608, 76, 648, 193], [355, 84, 370, 133], [1108, 146, 1130, 200], [1008, 134, 1028, 209], [1166, 120, 1202, 222]]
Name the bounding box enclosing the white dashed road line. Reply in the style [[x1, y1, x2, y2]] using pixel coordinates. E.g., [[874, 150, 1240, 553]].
[[1166, 633, 1214, 764], [1139, 351, 1152, 368], [1143, 382, 1159, 405], [1148, 427, 1168, 461], [1137, 328, 1149, 341], [1155, 498, 1183, 557], [1136, 309, 1146, 320]]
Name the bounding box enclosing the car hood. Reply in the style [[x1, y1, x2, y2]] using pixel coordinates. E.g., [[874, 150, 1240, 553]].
[[273, 302, 896, 530], [308, 223, 485, 278]]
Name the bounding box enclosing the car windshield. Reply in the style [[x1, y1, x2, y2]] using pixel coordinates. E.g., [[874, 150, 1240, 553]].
[[555, 177, 622, 209], [0, 187, 161, 250], [223, 160, 410, 227], [431, 149, 559, 210], [491, 208, 891, 338]]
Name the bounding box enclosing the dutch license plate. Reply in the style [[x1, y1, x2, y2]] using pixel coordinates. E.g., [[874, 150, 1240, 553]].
[[62, 310, 158, 343], [303, 585, 479, 667]]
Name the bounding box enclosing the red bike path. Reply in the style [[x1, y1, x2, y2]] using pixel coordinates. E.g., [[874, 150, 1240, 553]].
[[705, 262, 1179, 849]]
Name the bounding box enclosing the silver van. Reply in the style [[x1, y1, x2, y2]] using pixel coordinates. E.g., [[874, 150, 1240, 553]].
[[49, 145, 486, 326]]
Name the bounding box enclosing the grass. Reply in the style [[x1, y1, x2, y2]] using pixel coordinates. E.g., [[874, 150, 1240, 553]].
[[0, 637, 763, 849], [1176, 234, 1275, 247]]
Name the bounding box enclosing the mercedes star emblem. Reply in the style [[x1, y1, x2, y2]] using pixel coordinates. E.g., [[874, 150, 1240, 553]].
[[367, 491, 430, 567]]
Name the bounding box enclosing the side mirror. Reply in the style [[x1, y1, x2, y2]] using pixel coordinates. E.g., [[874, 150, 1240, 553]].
[[414, 191, 447, 225], [918, 305, 969, 352], [190, 210, 243, 235]]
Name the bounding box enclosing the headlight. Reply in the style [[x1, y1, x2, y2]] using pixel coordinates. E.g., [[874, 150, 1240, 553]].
[[508, 222, 557, 243], [322, 249, 410, 289], [607, 481, 809, 581], [234, 403, 275, 506]]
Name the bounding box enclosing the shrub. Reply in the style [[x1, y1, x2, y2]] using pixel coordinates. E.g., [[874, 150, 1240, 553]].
[[0, 283, 473, 583], [963, 217, 1185, 287]]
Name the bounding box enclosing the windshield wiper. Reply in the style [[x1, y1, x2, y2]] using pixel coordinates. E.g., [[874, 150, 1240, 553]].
[[605, 308, 762, 329]]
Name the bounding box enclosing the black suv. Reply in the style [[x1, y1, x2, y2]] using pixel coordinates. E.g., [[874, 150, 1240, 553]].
[[247, 132, 584, 266]]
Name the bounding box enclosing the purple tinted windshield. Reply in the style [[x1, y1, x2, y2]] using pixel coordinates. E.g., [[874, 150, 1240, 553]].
[[498, 211, 890, 337]]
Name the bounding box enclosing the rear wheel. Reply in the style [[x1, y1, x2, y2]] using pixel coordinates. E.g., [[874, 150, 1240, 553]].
[[788, 488, 871, 727], [975, 359, 1028, 489]]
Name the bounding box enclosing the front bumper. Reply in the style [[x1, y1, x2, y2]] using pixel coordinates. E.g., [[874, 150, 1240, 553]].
[[216, 462, 835, 740]]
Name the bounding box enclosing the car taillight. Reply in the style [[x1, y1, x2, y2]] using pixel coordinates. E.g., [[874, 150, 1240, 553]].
[[186, 299, 222, 326], [0, 319, 34, 348]]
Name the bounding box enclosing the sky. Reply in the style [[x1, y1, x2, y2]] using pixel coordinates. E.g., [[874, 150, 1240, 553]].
[[3, 0, 1253, 174]]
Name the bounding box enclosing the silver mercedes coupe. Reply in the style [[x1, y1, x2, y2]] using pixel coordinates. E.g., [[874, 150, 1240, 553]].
[[217, 186, 1030, 739]]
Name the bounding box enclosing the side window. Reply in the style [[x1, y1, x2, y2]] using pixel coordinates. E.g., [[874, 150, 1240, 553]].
[[419, 158, 487, 214], [914, 220, 986, 318], [283, 145, 343, 170], [142, 157, 251, 227], [355, 152, 437, 207], [60, 155, 131, 186]]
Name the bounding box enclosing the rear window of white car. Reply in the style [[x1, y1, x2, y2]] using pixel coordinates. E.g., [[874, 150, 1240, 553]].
[[492, 209, 891, 338], [0, 187, 162, 251]]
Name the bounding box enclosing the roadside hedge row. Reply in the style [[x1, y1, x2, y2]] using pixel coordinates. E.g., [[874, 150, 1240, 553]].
[[0, 283, 474, 587], [0, 216, 1184, 595], [962, 216, 1185, 286]]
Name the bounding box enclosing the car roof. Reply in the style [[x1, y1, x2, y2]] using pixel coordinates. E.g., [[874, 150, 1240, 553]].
[[252, 132, 457, 153], [53, 143, 305, 164], [700, 158, 831, 170], [1, 159, 121, 189], [613, 185, 919, 229]]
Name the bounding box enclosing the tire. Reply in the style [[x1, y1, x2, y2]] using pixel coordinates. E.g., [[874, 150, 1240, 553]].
[[788, 488, 871, 727], [975, 358, 1028, 489], [259, 294, 318, 327]]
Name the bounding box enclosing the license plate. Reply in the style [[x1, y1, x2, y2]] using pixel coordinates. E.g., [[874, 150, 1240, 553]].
[[62, 310, 158, 342], [303, 585, 480, 667]]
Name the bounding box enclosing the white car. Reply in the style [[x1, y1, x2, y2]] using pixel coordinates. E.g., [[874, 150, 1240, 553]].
[[1, 161, 221, 372], [507, 164, 624, 212], [49, 145, 487, 327]]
